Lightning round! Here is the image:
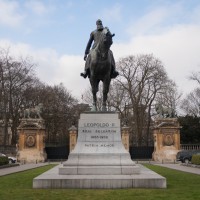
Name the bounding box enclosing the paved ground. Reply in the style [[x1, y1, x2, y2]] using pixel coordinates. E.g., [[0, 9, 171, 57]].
[[0, 162, 200, 176], [0, 163, 49, 176], [151, 163, 200, 175]]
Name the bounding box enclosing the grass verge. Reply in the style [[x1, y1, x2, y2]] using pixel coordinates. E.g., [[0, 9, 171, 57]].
[[0, 164, 199, 200]]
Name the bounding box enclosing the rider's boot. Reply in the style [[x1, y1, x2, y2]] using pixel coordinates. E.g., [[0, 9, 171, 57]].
[[80, 69, 88, 79], [111, 67, 119, 79]]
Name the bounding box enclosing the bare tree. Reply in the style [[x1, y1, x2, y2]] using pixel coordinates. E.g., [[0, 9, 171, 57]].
[[0, 47, 80, 146], [0, 48, 36, 145], [181, 88, 200, 117], [115, 54, 169, 146], [181, 70, 200, 116], [189, 71, 200, 85], [154, 80, 182, 117], [23, 83, 78, 145]]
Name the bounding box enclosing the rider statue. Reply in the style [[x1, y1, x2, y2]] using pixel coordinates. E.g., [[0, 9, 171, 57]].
[[80, 19, 119, 79]]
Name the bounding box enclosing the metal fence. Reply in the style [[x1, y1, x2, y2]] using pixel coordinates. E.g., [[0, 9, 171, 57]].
[[45, 145, 69, 160], [129, 146, 154, 159], [2, 144, 200, 160], [180, 144, 200, 150]]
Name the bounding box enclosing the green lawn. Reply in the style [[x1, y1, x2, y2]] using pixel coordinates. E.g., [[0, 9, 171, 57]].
[[0, 164, 200, 200]]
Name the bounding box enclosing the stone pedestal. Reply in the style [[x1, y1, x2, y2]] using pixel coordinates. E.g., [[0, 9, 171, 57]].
[[152, 118, 181, 162], [33, 112, 166, 189], [59, 112, 139, 175], [17, 119, 47, 163]]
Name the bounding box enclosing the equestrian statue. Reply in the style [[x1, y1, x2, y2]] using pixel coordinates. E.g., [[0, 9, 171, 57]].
[[80, 19, 119, 111]]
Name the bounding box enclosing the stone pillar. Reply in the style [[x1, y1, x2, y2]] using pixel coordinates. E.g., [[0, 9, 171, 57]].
[[69, 125, 77, 152], [152, 118, 181, 162], [121, 126, 129, 151], [17, 119, 47, 163]]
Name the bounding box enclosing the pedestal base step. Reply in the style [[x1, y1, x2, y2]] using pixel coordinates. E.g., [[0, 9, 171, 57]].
[[33, 164, 166, 189], [59, 165, 140, 175]]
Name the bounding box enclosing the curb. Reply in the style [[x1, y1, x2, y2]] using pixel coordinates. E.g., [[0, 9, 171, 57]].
[[0, 163, 20, 169], [181, 163, 200, 168]]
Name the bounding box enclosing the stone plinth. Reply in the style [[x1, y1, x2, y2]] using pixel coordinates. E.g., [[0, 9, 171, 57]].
[[33, 164, 166, 189], [17, 119, 47, 163], [33, 112, 166, 189], [59, 112, 139, 175], [152, 118, 181, 162]]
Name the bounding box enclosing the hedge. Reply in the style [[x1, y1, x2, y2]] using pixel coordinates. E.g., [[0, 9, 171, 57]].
[[0, 156, 9, 166], [191, 154, 200, 165]]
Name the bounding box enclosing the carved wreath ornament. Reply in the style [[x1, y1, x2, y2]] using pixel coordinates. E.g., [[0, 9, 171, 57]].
[[26, 135, 36, 147], [163, 134, 174, 146]]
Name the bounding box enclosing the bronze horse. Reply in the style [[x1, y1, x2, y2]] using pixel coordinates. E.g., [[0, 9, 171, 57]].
[[88, 28, 115, 111]]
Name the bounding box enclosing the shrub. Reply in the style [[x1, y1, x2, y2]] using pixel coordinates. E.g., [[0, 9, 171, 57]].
[[191, 154, 200, 165], [0, 156, 9, 166]]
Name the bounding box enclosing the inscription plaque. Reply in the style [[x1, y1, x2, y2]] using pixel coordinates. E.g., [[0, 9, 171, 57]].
[[74, 112, 125, 154]]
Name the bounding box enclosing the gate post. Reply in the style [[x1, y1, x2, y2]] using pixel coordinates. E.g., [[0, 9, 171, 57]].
[[152, 118, 181, 162], [17, 119, 47, 163], [121, 125, 130, 151], [69, 125, 77, 152]]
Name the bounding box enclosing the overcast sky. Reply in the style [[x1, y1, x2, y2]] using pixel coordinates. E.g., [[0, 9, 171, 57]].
[[0, 0, 200, 100]]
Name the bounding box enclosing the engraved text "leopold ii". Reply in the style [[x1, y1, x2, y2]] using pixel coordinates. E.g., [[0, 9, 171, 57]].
[[83, 123, 115, 127]]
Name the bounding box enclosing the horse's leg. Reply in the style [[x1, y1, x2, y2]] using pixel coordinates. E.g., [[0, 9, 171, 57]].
[[91, 91, 97, 112], [102, 77, 111, 111], [90, 78, 98, 111]]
